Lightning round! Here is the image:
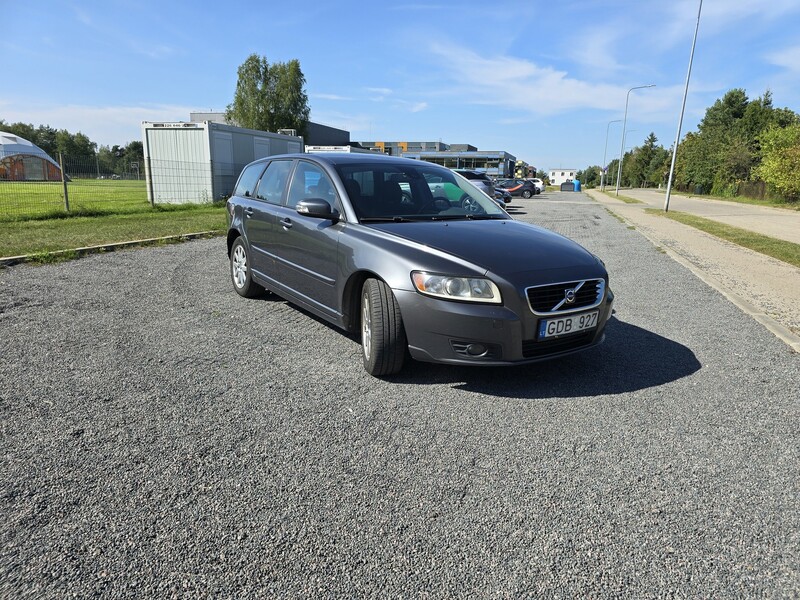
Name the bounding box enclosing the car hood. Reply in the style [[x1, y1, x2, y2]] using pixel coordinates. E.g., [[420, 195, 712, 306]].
[[366, 219, 600, 277]]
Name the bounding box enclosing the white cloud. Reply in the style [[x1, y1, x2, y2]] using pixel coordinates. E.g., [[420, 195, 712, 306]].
[[0, 101, 197, 146], [764, 45, 800, 73], [366, 87, 393, 99], [425, 41, 674, 117], [312, 93, 352, 101], [566, 28, 623, 74]]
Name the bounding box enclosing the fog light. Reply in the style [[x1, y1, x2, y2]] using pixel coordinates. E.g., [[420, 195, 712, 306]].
[[466, 343, 488, 357]]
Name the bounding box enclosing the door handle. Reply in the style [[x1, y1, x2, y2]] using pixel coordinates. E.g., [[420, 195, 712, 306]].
[[244, 207, 254, 218], [279, 218, 293, 229]]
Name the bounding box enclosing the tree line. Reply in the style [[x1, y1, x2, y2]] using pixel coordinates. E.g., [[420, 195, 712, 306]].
[[577, 89, 800, 202], [0, 119, 145, 176]]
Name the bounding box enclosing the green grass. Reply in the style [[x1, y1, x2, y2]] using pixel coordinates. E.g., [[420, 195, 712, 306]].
[[0, 203, 227, 258], [600, 190, 644, 204], [0, 179, 151, 221], [645, 208, 800, 268]]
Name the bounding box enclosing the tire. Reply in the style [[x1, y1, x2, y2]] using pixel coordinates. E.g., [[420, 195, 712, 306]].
[[522, 190, 532, 199], [461, 196, 483, 213], [361, 279, 406, 376], [230, 237, 264, 298]]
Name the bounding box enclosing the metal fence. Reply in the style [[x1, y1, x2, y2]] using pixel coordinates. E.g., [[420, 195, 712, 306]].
[[0, 153, 234, 220]]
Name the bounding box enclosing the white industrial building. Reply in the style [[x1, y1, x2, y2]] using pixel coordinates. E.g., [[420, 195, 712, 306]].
[[549, 168, 578, 187], [141, 121, 303, 204]]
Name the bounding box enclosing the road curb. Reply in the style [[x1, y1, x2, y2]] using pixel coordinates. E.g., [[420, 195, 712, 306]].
[[0, 230, 224, 268]]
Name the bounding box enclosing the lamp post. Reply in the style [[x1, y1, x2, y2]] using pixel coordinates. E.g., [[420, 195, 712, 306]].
[[600, 119, 621, 192], [615, 84, 655, 196], [619, 129, 637, 184], [665, 0, 703, 212]]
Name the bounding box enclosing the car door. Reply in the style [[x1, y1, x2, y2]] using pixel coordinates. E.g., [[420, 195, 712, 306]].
[[270, 160, 343, 317], [243, 159, 293, 282]]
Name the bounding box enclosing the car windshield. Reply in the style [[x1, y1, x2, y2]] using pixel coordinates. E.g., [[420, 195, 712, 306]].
[[334, 162, 507, 222]]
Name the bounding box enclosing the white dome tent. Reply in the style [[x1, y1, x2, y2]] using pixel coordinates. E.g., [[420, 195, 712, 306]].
[[0, 132, 63, 181]]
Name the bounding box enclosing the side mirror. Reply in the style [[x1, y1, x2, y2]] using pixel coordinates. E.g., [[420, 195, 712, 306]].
[[296, 198, 339, 221]]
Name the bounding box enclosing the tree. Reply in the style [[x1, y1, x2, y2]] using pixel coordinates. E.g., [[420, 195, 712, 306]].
[[699, 88, 748, 134], [576, 166, 600, 188], [226, 54, 310, 137], [755, 123, 800, 201]]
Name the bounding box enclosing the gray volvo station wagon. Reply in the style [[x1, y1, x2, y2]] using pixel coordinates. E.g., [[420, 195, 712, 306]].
[[226, 153, 614, 377]]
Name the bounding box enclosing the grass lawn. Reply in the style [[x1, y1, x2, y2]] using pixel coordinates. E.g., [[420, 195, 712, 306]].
[[601, 190, 644, 204], [0, 204, 227, 258], [645, 208, 800, 268], [0, 179, 151, 220]]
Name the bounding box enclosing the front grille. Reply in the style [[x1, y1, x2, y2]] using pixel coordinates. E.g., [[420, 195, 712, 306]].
[[521, 331, 595, 358], [526, 279, 605, 315]]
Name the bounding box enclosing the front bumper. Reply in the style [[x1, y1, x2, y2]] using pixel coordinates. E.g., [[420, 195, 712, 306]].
[[394, 288, 614, 366]]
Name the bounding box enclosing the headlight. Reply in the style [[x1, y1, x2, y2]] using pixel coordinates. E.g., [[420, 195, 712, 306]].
[[411, 271, 502, 304]]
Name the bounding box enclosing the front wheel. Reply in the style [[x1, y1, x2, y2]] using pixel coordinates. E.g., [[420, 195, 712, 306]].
[[522, 190, 532, 199], [361, 279, 406, 376], [230, 237, 264, 298]]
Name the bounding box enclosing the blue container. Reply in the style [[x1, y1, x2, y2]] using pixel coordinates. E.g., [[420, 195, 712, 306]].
[[573, 179, 581, 192]]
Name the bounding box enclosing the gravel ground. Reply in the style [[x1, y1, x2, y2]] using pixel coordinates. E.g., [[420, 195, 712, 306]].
[[1, 192, 798, 598]]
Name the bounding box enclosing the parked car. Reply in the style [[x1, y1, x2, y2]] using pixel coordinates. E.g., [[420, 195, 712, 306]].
[[498, 178, 539, 198], [226, 153, 614, 377], [452, 169, 495, 199], [495, 186, 513, 206], [529, 178, 546, 193]]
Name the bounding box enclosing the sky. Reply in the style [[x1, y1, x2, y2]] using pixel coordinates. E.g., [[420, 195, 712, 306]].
[[3, 0, 800, 172]]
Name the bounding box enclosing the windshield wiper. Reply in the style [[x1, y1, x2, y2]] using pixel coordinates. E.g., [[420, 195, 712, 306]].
[[359, 216, 415, 223], [464, 214, 507, 220], [430, 214, 506, 221]]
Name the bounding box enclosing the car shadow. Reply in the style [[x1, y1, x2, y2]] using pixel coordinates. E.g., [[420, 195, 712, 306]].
[[390, 317, 702, 398], [250, 295, 700, 399]]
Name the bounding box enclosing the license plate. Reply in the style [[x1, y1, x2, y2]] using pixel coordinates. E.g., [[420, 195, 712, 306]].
[[538, 311, 598, 339]]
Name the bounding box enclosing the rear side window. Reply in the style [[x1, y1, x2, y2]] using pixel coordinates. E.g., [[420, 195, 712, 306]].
[[233, 162, 265, 197], [255, 160, 293, 205]]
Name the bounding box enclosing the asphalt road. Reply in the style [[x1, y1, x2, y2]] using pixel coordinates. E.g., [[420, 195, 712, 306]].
[[1, 192, 798, 597]]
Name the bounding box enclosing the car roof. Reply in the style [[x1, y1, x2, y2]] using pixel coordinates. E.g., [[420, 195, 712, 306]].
[[252, 152, 431, 169]]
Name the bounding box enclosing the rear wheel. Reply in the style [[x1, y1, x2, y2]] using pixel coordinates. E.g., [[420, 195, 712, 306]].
[[522, 189, 532, 199], [361, 279, 406, 376], [230, 237, 264, 298]]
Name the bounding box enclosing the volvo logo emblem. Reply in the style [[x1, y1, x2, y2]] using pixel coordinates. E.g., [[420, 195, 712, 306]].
[[564, 288, 577, 304]]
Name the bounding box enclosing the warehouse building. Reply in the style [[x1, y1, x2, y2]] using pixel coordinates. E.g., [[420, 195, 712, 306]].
[[141, 121, 303, 204], [356, 140, 515, 178]]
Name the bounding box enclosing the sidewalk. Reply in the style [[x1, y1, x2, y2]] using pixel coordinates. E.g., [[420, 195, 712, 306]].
[[584, 188, 800, 351], [604, 187, 800, 244]]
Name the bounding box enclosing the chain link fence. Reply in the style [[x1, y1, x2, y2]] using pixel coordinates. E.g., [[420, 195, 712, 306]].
[[0, 153, 234, 220]]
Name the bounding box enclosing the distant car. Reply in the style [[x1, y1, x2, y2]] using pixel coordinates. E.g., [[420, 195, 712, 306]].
[[226, 153, 614, 377], [529, 178, 545, 193], [452, 169, 495, 200], [498, 179, 539, 198], [495, 186, 513, 206]]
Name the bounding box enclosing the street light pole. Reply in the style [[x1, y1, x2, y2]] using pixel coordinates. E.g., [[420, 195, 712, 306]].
[[601, 119, 621, 192], [615, 84, 655, 196], [665, 0, 703, 212]]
